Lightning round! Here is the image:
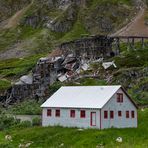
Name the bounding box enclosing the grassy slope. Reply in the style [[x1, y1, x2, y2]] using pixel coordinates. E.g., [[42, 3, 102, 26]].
[[0, 0, 135, 88], [0, 0, 147, 106], [0, 54, 46, 92], [0, 109, 148, 148], [112, 45, 148, 105]]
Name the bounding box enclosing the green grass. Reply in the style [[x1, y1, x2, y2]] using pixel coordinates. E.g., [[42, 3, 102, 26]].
[[59, 20, 90, 43], [113, 48, 148, 68], [4, 99, 42, 115], [0, 109, 148, 147], [90, 0, 132, 8], [0, 54, 45, 78], [128, 77, 148, 105], [0, 79, 11, 91], [0, 29, 18, 52], [79, 78, 107, 86], [17, 26, 43, 40]]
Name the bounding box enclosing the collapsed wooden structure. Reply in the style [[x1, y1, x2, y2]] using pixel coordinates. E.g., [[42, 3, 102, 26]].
[[1, 35, 148, 106], [59, 35, 148, 59]]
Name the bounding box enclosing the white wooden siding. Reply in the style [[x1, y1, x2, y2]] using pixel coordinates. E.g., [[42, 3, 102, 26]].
[[42, 88, 137, 129], [42, 108, 101, 129], [101, 88, 137, 129]]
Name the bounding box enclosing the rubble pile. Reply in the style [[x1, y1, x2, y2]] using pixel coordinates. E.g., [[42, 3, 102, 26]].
[[1, 35, 118, 106]]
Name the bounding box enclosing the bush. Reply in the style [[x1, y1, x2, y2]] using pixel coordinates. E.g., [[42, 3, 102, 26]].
[[16, 121, 32, 128], [0, 115, 20, 130], [7, 99, 42, 115], [0, 143, 14, 148], [32, 117, 41, 126]]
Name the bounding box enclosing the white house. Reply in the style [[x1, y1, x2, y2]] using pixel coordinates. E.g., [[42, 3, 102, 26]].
[[41, 85, 138, 129]]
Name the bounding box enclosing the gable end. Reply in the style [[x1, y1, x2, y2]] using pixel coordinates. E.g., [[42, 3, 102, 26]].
[[101, 86, 138, 109]]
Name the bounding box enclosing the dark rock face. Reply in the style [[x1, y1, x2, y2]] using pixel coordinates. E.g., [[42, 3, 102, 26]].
[[21, 0, 81, 30], [22, 16, 41, 28], [46, 4, 78, 32]]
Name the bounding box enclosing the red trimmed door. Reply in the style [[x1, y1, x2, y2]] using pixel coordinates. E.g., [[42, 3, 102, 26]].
[[90, 112, 96, 126]]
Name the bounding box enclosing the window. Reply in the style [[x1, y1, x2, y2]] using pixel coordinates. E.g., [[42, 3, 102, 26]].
[[104, 111, 108, 119], [131, 111, 135, 118], [110, 111, 114, 119], [117, 93, 123, 103], [55, 109, 60, 117], [70, 110, 75, 118], [47, 109, 51, 116], [118, 111, 122, 117], [126, 111, 129, 118], [80, 110, 85, 118]]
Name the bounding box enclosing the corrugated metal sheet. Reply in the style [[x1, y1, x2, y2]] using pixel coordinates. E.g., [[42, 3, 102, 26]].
[[41, 85, 121, 108]]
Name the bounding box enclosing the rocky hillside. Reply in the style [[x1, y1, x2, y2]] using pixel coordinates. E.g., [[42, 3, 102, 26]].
[[0, 0, 148, 106], [0, 0, 138, 59]]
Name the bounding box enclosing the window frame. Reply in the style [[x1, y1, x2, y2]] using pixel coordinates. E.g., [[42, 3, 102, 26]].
[[70, 110, 75, 118], [55, 109, 60, 117], [110, 111, 114, 119], [117, 93, 123, 103], [131, 110, 135, 118], [47, 109, 52, 116], [80, 110, 86, 118], [104, 111, 108, 119], [126, 111, 129, 118], [118, 111, 122, 117]]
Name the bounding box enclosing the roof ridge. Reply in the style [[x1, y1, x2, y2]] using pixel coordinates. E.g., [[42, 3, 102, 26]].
[[61, 85, 121, 87]]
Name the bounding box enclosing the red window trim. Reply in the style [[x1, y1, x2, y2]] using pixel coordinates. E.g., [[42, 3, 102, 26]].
[[70, 110, 75, 118], [80, 110, 85, 118], [118, 111, 122, 117], [110, 111, 114, 119], [117, 93, 123, 103], [55, 109, 60, 117], [131, 110, 135, 118], [104, 111, 108, 119], [126, 111, 129, 118], [47, 109, 51, 116]]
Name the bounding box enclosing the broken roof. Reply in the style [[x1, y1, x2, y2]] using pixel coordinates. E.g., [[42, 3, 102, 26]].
[[41, 85, 124, 109]]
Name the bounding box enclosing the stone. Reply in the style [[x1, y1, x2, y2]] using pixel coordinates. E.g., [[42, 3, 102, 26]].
[[116, 137, 122, 143], [5, 135, 12, 141]]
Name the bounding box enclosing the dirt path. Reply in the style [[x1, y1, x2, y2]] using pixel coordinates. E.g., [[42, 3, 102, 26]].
[[0, 1, 35, 60], [3, 1, 33, 29], [111, 6, 148, 37]]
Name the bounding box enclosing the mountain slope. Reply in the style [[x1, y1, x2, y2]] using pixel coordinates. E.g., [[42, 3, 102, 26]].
[[0, 0, 148, 106], [0, 0, 137, 59]]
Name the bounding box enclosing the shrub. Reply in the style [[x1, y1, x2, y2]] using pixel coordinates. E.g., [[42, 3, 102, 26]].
[[7, 99, 42, 115], [15, 121, 32, 128], [0, 115, 20, 130], [32, 117, 41, 126], [0, 143, 14, 148]]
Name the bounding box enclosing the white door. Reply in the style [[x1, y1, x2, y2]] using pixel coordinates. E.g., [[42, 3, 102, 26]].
[[91, 112, 96, 126]]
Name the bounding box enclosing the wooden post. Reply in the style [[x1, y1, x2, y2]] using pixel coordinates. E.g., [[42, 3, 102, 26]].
[[141, 37, 145, 48], [131, 37, 135, 49]]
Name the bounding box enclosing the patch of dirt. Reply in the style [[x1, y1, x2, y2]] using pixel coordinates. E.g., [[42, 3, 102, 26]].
[[0, 41, 30, 60], [111, 6, 148, 36], [48, 49, 63, 57], [2, 2, 32, 29], [0, 2, 34, 60]]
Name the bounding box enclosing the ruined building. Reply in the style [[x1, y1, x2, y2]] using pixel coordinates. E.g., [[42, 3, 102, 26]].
[[59, 35, 116, 59], [1, 35, 148, 106]]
